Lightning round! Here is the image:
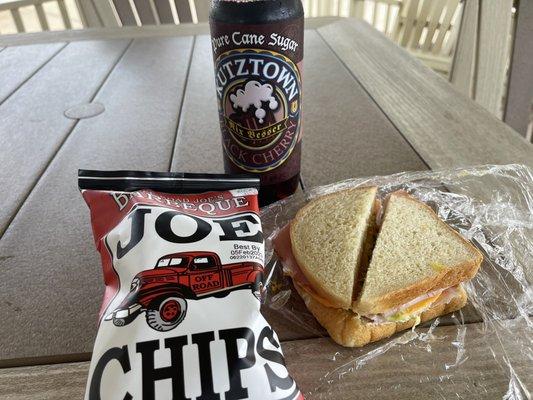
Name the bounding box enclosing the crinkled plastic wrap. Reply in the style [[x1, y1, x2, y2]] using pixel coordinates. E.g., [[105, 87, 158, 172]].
[[260, 164, 532, 399]]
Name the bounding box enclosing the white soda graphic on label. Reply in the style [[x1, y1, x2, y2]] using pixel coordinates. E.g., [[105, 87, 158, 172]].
[[230, 80, 279, 124]]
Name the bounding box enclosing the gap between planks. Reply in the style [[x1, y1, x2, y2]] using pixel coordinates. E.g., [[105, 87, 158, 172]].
[[0, 43, 68, 107], [0, 313, 485, 369], [0, 40, 134, 241], [168, 35, 197, 171]]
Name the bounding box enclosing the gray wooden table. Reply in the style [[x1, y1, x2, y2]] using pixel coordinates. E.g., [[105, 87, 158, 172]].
[[0, 18, 531, 399]]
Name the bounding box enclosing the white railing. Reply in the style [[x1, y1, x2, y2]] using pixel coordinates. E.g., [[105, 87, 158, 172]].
[[0, 0, 463, 75], [0, 0, 83, 33]]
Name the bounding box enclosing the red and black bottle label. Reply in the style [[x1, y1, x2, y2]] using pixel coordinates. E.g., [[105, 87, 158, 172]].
[[210, 18, 304, 182]]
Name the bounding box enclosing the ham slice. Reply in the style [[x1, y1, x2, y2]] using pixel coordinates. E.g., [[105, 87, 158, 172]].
[[273, 224, 340, 308]]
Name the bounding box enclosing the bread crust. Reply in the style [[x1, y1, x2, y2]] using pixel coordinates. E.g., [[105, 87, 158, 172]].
[[354, 191, 483, 315], [295, 281, 467, 347], [290, 186, 378, 309]]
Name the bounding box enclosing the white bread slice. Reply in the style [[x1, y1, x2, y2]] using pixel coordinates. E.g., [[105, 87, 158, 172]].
[[290, 187, 378, 309], [355, 191, 483, 315], [295, 281, 467, 347]]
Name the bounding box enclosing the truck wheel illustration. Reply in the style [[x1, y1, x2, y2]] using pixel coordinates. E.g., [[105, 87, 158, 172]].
[[253, 274, 264, 300], [146, 296, 187, 332]]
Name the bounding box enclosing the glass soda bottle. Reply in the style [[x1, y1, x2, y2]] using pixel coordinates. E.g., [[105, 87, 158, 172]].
[[209, 0, 304, 206]]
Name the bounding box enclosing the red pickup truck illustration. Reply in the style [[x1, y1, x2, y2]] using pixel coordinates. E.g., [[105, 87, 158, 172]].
[[105, 251, 263, 331]]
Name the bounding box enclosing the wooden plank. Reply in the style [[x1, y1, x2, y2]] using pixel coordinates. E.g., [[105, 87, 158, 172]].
[[384, 3, 392, 34], [0, 36, 194, 365], [194, 0, 210, 23], [318, 19, 533, 169], [170, 35, 223, 173], [301, 30, 428, 187], [34, 3, 50, 31], [113, 0, 137, 26], [0, 23, 209, 46], [0, 42, 66, 103], [410, 0, 433, 49], [0, 0, 65, 11], [0, 18, 341, 47], [175, 0, 193, 23], [0, 40, 130, 237], [432, 0, 460, 54], [57, 0, 73, 29], [441, 0, 462, 56], [134, 0, 157, 25], [10, 8, 25, 33], [449, 0, 477, 98], [0, 321, 529, 398], [371, 1, 378, 26], [154, 0, 174, 23], [92, 0, 120, 27], [75, 0, 103, 27], [399, 0, 419, 47], [420, 0, 446, 52], [389, 1, 403, 40], [504, 0, 533, 138], [475, 0, 514, 119]]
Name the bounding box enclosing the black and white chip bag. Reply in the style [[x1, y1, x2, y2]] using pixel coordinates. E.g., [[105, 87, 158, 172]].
[[79, 170, 303, 400]]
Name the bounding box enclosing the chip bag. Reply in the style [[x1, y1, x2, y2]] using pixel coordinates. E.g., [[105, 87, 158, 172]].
[[79, 170, 302, 400]]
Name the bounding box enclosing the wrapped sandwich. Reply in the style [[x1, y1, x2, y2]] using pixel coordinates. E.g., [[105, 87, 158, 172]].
[[274, 188, 483, 347]]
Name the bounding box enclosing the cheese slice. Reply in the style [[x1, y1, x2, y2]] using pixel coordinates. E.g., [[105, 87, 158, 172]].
[[365, 286, 460, 323], [386, 293, 442, 322], [273, 224, 341, 308]]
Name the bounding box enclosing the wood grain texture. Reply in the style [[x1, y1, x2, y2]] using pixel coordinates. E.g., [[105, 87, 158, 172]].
[[318, 19, 533, 170], [0, 321, 529, 399], [504, 0, 533, 138], [0, 40, 130, 237], [0, 42, 66, 103], [170, 35, 223, 173], [0, 36, 193, 365], [301, 30, 427, 187]]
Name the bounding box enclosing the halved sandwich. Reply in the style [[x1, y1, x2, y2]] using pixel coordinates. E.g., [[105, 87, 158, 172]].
[[275, 189, 483, 347]]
